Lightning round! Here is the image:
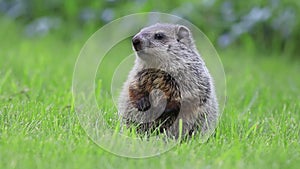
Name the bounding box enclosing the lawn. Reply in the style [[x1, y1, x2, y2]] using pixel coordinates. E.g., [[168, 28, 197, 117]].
[[0, 19, 299, 169]]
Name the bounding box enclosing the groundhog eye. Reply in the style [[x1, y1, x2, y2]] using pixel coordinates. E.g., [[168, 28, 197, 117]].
[[154, 33, 165, 40]]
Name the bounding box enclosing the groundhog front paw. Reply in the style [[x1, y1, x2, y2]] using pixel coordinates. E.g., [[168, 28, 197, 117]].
[[136, 97, 151, 111]]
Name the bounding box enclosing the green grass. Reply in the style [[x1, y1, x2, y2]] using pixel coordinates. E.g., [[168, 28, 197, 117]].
[[0, 19, 300, 169]]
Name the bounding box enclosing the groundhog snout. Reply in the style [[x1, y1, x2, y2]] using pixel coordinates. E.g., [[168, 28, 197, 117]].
[[132, 35, 143, 51]]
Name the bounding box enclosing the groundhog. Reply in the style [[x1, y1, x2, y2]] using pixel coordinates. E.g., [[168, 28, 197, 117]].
[[118, 23, 219, 139]]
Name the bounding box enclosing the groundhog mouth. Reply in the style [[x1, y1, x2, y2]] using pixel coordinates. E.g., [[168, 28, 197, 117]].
[[132, 35, 143, 51]]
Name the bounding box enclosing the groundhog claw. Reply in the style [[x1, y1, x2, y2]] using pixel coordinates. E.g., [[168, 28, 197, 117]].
[[136, 96, 151, 111]]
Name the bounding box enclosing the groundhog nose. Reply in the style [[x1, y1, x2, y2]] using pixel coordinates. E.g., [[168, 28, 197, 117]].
[[132, 36, 142, 51]]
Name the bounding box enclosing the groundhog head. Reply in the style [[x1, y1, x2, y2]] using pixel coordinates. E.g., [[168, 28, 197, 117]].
[[132, 23, 195, 65]]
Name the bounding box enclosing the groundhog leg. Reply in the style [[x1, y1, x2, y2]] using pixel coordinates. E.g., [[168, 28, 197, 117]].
[[136, 96, 151, 111], [164, 100, 180, 114], [128, 84, 151, 111]]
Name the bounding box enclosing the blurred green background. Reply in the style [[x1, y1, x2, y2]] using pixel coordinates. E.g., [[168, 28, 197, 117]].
[[1, 1, 300, 169], [1, 0, 299, 55]]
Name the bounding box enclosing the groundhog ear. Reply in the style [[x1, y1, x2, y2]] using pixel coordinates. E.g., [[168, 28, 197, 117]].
[[176, 25, 192, 45]]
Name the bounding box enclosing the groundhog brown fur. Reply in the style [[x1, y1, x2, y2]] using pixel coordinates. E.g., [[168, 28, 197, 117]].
[[118, 23, 219, 139]]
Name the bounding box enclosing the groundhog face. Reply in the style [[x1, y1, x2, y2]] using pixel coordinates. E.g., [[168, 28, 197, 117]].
[[132, 23, 194, 63]]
